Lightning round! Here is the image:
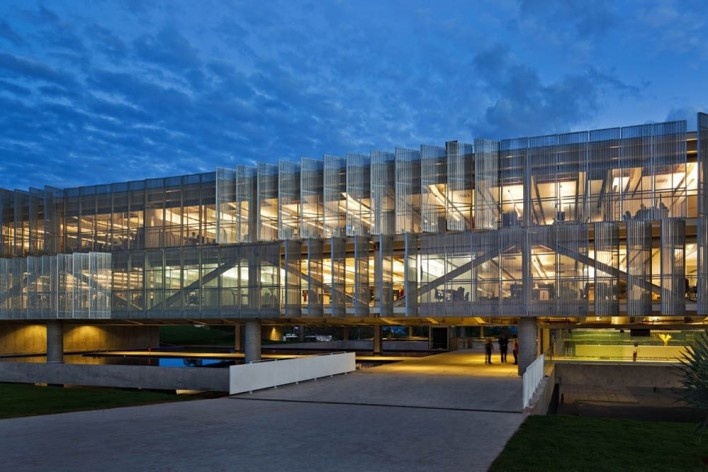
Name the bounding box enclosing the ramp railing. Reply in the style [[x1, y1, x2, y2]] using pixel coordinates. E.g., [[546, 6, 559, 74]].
[[229, 352, 356, 395], [522, 354, 545, 409]]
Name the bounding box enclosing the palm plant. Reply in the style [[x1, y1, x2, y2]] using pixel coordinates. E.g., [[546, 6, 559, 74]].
[[679, 330, 708, 436]]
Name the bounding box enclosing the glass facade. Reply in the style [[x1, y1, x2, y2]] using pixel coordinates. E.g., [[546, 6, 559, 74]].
[[0, 117, 704, 327]]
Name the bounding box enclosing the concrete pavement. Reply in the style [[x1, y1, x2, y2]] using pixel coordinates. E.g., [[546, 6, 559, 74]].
[[0, 350, 527, 472]]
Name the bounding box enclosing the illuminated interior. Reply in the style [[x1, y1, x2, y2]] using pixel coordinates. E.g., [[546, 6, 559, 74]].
[[0, 118, 705, 340]]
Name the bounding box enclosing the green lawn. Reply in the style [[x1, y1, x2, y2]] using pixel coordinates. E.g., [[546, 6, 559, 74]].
[[0, 383, 221, 419], [490, 415, 708, 472]]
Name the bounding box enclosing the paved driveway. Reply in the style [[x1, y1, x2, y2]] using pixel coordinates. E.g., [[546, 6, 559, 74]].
[[0, 351, 527, 472]]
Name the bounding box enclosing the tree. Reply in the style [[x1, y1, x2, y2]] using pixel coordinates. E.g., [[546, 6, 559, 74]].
[[679, 330, 708, 435]]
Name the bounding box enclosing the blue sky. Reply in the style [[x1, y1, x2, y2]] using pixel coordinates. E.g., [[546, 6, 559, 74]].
[[0, 0, 706, 191]]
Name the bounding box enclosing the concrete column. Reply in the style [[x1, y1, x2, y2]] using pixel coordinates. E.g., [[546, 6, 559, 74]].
[[373, 325, 382, 355], [244, 320, 261, 363], [517, 317, 538, 375], [234, 324, 242, 352], [46, 320, 64, 364]]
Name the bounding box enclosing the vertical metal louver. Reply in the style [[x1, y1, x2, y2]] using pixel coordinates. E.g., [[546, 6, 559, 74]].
[[555, 223, 589, 317], [587, 127, 621, 223], [404, 233, 418, 317], [283, 240, 302, 317], [330, 237, 346, 317], [474, 139, 500, 230], [375, 235, 394, 316], [300, 158, 323, 239], [345, 153, 371, 237], [698, 113, 708, 314], [421, 144, 447, 233], [278, 161, 300, 240], [305, 238, 323, 317], [1, 252, 111, 319], [395, 148, 421, 234], [661, 218, 685, 316], [352, 236, 370, 317], [215, 168, 237, 244], [626, 220, 653, 317], [371, 151, 395, 236], [446, 141, 474, 232], [323, 155, 346, 238], [235, 166, 257, 243], [594, 222, 619, 316], [257, 163, 278, 241]]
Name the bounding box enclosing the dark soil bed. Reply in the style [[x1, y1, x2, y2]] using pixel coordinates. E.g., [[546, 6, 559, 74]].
[[556, 386, 704, 423]]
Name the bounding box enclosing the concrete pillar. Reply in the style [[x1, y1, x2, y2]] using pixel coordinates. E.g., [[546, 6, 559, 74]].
[[517, 317, 538, 375], [408, 326, 414, 338], [244, 320, 261, 363], [234, 324, 242, 352], [373, 325, 382, 355], [46, 320, 64, 364]]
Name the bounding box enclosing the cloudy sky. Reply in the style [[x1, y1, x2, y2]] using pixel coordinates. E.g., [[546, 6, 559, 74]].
[[0, 0, 706, 191]]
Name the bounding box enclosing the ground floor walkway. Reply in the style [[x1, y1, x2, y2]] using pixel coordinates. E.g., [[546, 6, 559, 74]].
[[0, 350, 527, 472]]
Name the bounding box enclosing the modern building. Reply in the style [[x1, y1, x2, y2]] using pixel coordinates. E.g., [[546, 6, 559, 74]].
[[2, 114, 708, 374]]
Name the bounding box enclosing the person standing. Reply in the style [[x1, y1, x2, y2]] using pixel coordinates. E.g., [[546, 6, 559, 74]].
[[484, 338, 493, 364], [512, 338, 519, 365], [498, 335, 509, 363]]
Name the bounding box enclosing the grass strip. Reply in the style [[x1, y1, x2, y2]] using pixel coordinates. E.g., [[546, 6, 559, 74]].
[[0, 382, 221, 419], [490, 415, 708, 472]]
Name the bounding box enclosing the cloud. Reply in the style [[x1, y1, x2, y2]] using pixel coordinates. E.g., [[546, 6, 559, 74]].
[[89, 69, 191, 118], [133, 26, 201, 72], [0, 52, 77, 88], [15, 4, 62, 27], [666, 107, 700, 131], [87, 95, 151, 123], [0, 19, 23, 46], [84, 24, 129, 62], [470, 45, 639, 138], [0, 78, 31, 97], [0, 1, 705, 191], [517, 0, 618, 43], [43, 26, 88, 59], [634, 0, 707, 55]]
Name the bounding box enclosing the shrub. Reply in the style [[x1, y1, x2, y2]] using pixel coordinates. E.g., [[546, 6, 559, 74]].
[[679, 330, 708, 436]]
